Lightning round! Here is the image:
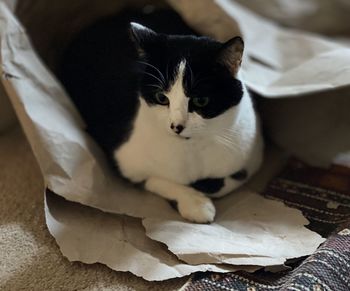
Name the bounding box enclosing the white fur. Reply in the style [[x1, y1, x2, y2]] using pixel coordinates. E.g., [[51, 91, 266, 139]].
[[114, 66, 263, 223], [168, 61, 188, 130], [145, 177, 216, 223]]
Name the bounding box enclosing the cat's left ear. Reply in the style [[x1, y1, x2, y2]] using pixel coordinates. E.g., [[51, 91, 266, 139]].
[[130, 22, 157, 56], [217, 36, 244, 76]]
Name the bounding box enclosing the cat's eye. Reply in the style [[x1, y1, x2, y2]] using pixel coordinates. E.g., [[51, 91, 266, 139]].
[[155, 93, 169, 106], [192, 97, 210, 108]]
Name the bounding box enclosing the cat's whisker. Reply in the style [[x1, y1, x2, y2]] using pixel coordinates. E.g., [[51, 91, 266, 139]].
[[143, 72, 165, 87], [222, 128, 240, 139], [215, 136, 234, 151], [220, 132, 238, 140], [215, 133, 232, 143], [188, 63, 194, 87], [165, 62, 169, 81], [217, 136, 233, 146], [147, 84, 164, 91], [218, 130, 235, 138], [220, 136, 239, 148], [223, 127, 239, 134], [223, 127, 236, 133], [138, 61, 166, 84], [215, 133, 240, 152]]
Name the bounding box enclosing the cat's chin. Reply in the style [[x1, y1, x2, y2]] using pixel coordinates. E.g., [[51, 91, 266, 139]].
[[177, 135, 191, 140], [171, 133, 191, 140], [166, 130, 191, 140]]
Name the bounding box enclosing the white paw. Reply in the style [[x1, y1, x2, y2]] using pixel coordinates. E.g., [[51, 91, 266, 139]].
[[178, 194, 216, 223]]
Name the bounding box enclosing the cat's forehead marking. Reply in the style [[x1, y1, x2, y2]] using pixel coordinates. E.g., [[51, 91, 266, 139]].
[[166, 59, 189, 124], [166, 59, 187, 100], [177, 60, 186, 83]]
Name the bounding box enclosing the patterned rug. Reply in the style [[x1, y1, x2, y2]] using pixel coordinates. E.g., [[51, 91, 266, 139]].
[[182, 159, 350, 291]]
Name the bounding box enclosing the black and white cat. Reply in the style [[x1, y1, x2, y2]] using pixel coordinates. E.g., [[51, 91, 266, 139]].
[[60, 9, 263, 223]]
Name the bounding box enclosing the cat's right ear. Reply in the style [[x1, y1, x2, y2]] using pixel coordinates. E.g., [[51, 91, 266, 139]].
[[129, 22, 156, 56], [217, 36, 244, 76]]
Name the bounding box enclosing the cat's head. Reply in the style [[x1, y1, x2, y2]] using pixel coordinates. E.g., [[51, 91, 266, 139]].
[[130, 22, 245, 140]]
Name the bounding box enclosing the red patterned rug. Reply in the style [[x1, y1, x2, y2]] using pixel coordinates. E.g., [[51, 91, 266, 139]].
[[182, 159, 350, 291]]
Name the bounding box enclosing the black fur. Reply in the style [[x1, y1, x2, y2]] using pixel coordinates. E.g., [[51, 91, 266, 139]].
[[190, 178, 225, 194], [59, 8, 243, 160], [230, 169, 248, 181]]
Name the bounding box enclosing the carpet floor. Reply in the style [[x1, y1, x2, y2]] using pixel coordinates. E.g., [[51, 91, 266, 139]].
[[0, 126, 186, 291]]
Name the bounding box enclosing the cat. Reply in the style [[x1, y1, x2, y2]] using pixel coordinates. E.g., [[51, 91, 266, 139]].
[[59, 9, 263, 223]]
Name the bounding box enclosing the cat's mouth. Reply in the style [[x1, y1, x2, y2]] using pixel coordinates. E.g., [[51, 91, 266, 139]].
[[178, 135, 191, 140], [169, 129, 191, 140], [173, 133, 191, 140]]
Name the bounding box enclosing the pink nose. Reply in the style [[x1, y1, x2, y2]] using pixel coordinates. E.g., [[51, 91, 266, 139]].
[[170, 123, 185, 134]]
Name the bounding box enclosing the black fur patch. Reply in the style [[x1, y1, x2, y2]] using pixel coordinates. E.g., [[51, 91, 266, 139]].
[[169, 200, 179, 211], [190, 178, 224, 194], [230, 169, 248, 181]]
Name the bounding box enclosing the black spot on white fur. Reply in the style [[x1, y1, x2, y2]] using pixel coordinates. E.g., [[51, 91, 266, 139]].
[[231, 169, 248, 181], [190, 178, 225, 194], [168, 200, 179, 212]]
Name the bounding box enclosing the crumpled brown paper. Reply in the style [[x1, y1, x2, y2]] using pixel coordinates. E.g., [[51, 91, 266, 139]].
[[143, 191, 322, 266], [45, 191, 257, 281], [3, 0, 349, 281]]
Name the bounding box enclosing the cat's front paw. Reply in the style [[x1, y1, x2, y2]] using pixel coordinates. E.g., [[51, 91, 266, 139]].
[[178, 194, 216, 223]]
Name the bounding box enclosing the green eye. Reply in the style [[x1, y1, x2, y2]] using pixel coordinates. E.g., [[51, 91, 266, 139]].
[[155, 93, 169, 106], [192, 97, 209, 107]]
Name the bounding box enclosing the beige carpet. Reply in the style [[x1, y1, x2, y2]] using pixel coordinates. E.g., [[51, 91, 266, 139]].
[[0, 126, 186, 291]]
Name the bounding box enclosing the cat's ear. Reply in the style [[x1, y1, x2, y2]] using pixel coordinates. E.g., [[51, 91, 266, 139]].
[[129, 22, 156, 56], [217, 36, 244, 76]]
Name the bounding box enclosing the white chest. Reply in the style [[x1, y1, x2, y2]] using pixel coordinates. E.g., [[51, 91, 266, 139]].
[[114, 113, 251, 185]]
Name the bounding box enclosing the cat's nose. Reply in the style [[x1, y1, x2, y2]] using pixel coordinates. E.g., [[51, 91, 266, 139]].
[[171, 123, 185, 134]]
